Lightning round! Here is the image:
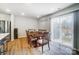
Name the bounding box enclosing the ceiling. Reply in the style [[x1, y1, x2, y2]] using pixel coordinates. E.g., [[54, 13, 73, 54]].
[[0, 3, 74, 18]]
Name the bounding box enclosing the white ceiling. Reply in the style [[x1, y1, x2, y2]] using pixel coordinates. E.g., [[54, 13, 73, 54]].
[[0, 3, 73, 18]]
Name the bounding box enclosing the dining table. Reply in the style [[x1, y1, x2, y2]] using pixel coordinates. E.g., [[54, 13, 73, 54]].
[[28, 31, 47, 47]]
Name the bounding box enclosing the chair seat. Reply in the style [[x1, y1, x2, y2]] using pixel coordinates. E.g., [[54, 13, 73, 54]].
[[31, 38, 37, 41], [37, 39, 48, 45]]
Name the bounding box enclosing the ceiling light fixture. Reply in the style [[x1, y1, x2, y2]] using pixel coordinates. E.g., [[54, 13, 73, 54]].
[[6, 9, 11, 12], [37, 16, 39, 18], [21, 13, 25, 15]]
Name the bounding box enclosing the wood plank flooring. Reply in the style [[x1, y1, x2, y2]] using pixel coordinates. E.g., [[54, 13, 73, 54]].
[[6, 37, 32, 55], [3, 37, 75, 55]]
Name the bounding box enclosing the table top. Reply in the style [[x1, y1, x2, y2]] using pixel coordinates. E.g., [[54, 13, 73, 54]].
[[0, 33, 9, 40]]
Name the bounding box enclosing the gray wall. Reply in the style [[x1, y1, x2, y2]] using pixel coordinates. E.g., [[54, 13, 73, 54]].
[[74, 10, 79, 49], [38, 17, 50, 32]]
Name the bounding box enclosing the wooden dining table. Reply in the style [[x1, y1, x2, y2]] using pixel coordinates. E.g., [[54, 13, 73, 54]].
[[28, 31, 48, 47], [27, 31, 50, 53]]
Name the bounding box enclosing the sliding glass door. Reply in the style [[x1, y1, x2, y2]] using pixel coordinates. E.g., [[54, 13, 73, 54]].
[[61, 13, 74, 47], [51, 13, 74, 48], [51, 17, 62, 42]]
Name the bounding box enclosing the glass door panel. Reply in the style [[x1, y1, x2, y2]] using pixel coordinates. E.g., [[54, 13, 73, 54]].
[[61, 13, 74, 47], [51, 17, 62, 42]]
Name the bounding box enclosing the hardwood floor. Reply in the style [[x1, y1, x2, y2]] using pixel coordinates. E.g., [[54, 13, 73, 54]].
[[3, 37, 74, 55], [6, 37, 32, 55]]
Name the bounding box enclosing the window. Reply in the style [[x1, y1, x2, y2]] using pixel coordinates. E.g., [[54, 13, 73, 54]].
[[0, 21, 5, 33], [51, 13, 74, 47]]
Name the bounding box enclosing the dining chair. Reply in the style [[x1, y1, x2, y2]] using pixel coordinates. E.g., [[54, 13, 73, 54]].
[[37, 32, 50, 53], [26, 30, 37, 47]]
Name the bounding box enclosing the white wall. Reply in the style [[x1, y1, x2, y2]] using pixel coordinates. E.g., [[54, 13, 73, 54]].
[[11, 14, 14, 40], [14, 16, 38, 38]]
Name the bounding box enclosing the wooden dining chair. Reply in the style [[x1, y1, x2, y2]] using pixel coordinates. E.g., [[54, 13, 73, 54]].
[[37, 32, 50, 53], [26, 30, 37, 47]]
